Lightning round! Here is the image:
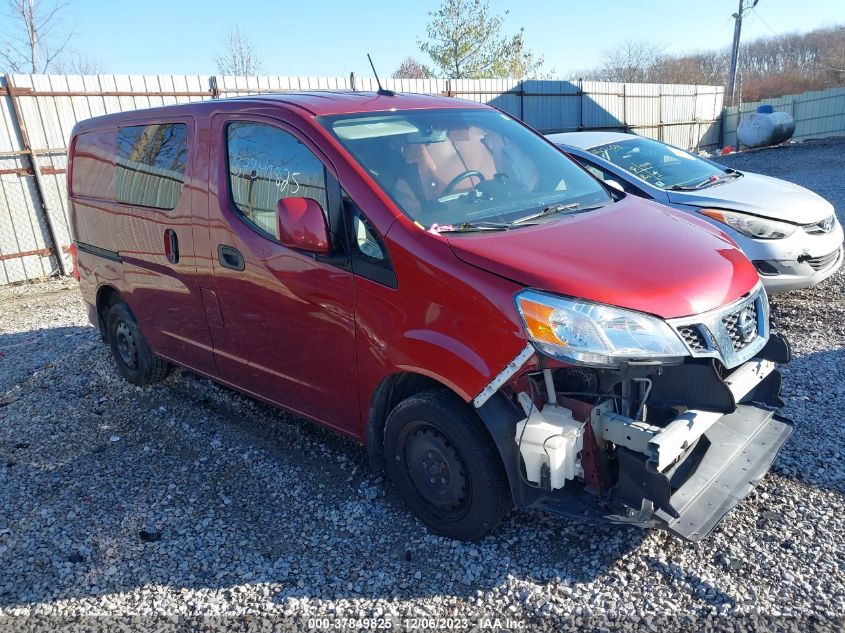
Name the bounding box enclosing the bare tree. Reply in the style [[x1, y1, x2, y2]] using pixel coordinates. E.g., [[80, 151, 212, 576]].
[[596, 39, 665, 83], [1, 0, 75, 73], [215, 25, 263, 76], [53, 49, 104, 74], [584, 25, 843, 101]]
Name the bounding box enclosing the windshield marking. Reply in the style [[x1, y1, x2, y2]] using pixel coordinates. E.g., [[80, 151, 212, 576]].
[[588, 138, 725, 190]]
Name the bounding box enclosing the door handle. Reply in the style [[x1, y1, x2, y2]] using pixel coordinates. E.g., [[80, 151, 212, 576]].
[[217, 244, 245, 271], [164, 229, 179, 264]]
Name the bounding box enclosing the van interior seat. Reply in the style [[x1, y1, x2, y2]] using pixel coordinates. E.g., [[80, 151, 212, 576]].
[[404, 127, 497, 202]]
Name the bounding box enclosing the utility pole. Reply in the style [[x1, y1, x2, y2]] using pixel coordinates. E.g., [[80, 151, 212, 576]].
[[726, 0, 758, 106]]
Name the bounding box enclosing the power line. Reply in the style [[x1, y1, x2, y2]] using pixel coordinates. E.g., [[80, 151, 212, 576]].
[[750, 8, 778, 36]]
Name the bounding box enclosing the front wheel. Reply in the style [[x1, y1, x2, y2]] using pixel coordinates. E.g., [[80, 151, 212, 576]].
[[106, 302, 171, 386], [384, 389, 511, 540]]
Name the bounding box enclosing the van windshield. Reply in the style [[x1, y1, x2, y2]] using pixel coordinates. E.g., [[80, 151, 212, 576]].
[[321, 109, 611, 230]]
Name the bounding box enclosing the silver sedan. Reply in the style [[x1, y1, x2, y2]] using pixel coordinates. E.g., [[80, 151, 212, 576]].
[[548, 131, 844, 294]]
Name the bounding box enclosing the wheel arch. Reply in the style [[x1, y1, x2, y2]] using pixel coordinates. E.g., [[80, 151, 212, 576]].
[[367, 371, 532, 508], [95, 284, 123, 341], [366, 372, 446, 472], [364, 370, 516, 488]]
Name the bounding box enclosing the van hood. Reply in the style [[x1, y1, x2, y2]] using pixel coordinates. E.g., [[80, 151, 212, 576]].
[[667, 171, 834, 224], [446, 197, 760, 320]]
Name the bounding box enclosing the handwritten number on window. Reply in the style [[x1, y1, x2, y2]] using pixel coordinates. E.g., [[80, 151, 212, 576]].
[[235, 156, 301, 196]]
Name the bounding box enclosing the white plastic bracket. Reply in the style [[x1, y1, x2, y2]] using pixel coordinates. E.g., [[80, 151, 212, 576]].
[[472, 343, 535, 409]]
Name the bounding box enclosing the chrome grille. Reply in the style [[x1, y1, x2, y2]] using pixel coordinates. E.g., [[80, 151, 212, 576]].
[[668, 283, 769, 370], [805, 249, 840, 271], [678, 325, 709, 352], [721, 302, 758, 352]]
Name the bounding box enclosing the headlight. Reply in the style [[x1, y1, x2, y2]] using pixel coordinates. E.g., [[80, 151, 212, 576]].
[[515, 290, 689, 367], [699, 209, 796, 240]]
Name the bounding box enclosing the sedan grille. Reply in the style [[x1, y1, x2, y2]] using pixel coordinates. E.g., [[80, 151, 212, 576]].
[[803, 215, 836, 234], [804, 249, 840, 271], [721, 302, 759, 352]]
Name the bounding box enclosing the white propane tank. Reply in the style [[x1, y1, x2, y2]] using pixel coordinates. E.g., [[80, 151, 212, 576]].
[[737, 105, 795, 148], [515, 394, 584, 490]]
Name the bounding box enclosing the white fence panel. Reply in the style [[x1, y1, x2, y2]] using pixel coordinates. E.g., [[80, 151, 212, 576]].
[[0, 73, 724, 285]]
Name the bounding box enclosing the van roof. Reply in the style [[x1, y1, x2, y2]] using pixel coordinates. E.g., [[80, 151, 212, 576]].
[[237, 91, 484, 116], [72, 91, 487, 133]]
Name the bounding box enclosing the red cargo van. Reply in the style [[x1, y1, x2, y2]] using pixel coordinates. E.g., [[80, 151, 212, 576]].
[[68, 92, 792, 541]]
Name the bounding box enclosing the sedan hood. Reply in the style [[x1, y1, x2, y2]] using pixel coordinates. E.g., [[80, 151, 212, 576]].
[[667, 171, 834, 223], [446, 197, 760, 320]]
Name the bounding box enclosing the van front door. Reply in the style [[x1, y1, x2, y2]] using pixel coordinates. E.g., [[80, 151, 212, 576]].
[[204, 115, 358, 434]]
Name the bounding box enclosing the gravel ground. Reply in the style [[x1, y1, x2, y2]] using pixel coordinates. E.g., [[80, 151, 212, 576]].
[[1, 138, 844, 632]]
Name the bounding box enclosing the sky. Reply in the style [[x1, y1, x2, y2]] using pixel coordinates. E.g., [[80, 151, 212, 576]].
[[1, 0, 842, 77]]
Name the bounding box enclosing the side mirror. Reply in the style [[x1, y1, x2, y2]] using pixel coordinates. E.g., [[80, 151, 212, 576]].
[[604, 179, 625, 193], [276, 197, 330, 254]]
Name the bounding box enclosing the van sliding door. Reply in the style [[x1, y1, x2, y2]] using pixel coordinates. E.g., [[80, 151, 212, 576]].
[[111, 117, 216, 376]]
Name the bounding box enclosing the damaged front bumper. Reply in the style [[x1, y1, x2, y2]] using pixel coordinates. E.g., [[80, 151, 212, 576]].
[[614, 405, 792, 540], [475, 334, 794, 542]]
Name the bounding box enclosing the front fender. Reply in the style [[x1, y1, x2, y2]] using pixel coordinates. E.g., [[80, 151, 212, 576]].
[[392, 329, 523, 401]]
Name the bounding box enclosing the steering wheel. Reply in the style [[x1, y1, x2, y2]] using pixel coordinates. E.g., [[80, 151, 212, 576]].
[[442, 170, 486, 196]]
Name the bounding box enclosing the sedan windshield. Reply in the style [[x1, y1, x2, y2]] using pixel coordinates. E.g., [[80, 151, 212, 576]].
[[587, 138, 734, 190], [321, 109, 611, 230]]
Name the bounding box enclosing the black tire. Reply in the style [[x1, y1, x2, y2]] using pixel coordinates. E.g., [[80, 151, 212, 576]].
[[106, 302, 171, 386], [384, 389, 511, 540]]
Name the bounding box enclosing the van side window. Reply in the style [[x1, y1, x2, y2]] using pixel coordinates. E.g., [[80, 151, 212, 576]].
[[226, 122, 328, 241], [116, 123, 188, 209], [71, 130, 117, 200], [343, 192, 396, 288]]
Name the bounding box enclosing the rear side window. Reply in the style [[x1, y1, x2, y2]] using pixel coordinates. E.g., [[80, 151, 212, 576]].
[[116, 123, 188, 210], [226, 122, 327, 240], [70, 129, 116, 200]]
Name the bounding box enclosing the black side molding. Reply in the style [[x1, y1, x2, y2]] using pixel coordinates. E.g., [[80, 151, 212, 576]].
[[75, 241, 121, 263]]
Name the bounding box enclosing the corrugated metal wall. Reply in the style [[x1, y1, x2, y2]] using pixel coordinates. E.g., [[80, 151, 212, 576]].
[[722, 86, 845, 148], [0, 73, 723, 285], [447, 79, 723, 149]]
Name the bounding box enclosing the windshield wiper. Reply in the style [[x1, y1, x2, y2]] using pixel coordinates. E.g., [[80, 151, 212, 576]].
[[510, 202, 582, 226], [670, 171, 742, 191], [434, 221, 512, 233], [668, 183, 705, 191]]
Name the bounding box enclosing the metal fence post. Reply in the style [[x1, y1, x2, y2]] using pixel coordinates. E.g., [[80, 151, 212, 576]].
[[658, 89, 664, 142], [690, 85, 699, 151], [520, 81, 525, 122], [3, 74, 67, 276], [622, 84, 627, 131], [578, 79, 584, 130]]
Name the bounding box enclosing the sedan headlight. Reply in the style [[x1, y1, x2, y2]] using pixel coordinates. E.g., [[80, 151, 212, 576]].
[[515, 290, 689, 367], [699, 209, 797, 240]]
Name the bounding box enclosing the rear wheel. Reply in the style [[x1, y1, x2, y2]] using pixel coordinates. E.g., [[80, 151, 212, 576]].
[[106, 302, 171, 386], [384, 389, 511, 540]]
